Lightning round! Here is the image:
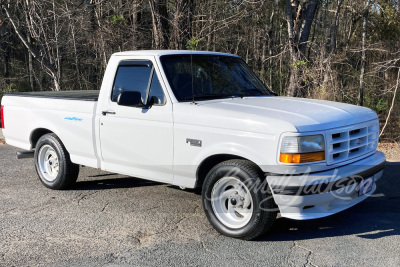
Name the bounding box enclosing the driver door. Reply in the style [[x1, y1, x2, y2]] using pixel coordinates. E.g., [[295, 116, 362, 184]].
[[99, 59, 173, 183]]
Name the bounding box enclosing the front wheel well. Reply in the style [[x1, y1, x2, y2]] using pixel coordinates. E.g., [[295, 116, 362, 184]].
[[196, 154, 261, 189], [30, 128, 54, 149]]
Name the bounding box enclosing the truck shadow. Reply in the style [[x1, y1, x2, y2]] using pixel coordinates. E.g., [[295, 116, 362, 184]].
[[258, 162, 400, 241], [73, 176, 161, 190]]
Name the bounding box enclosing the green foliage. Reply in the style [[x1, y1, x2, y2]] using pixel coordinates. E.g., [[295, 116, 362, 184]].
[[371, 1, 400, 41], [108, 15, 127, 25], [322, 0, 334, 7], [291, 60, 307, 67], [186, 36, 200, 50], [291, 60, 308, 72], [375, 98, 389, 114], [1, 83, 17, 93]]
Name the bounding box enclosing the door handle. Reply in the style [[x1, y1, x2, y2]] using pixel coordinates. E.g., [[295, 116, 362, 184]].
[[102, 110, 116, 116]]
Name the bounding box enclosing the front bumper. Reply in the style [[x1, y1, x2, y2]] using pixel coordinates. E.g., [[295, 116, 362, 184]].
[[267, 151, 386, 220]]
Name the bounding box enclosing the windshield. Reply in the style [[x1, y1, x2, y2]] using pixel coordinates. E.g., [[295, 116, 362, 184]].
[[160, 55, 275, 102]]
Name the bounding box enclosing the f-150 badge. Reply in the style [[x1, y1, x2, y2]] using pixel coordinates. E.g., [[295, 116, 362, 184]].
[[186, 138, 202, 147]]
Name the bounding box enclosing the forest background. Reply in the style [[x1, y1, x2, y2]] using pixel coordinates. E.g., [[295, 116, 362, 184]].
[[0, 0, 399, 141]]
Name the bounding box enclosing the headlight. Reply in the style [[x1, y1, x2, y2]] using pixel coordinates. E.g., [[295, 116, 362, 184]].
[[280, 135, 325, 163]]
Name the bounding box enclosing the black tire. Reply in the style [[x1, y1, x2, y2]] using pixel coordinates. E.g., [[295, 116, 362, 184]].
[[202, 159, 277, 240], [34, 133, 79, 190]]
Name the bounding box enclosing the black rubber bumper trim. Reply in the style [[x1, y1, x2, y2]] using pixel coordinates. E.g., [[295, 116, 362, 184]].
[[16, 151, 35, 159], [270, 162, 386, 196]]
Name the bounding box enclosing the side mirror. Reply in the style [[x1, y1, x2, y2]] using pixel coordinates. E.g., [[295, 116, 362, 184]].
[[117, 91, 151, 108]]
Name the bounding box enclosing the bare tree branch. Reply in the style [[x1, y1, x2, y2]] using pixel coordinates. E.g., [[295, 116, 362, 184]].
[[2, 4, 60, 90], [380, 67, 400, 138]]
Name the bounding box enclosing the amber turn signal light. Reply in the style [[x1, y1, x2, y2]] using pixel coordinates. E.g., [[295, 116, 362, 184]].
[[280, 152, 325, 164]]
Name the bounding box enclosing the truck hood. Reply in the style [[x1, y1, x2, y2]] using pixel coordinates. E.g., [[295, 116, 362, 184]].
[[174, 96, 378, 134]]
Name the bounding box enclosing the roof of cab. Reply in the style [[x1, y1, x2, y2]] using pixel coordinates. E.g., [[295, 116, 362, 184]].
[[112, 50, 239, 57]]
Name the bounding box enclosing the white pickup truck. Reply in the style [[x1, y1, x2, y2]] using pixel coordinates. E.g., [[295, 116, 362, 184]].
[[1, 50, 385, 240]]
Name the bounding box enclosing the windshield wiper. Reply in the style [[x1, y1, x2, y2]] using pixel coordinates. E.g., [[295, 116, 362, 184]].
[[241, 88, 276, 96], [181, 94, 232, 101], [181, 91, 275, 101], [240, 88, 266, 96]]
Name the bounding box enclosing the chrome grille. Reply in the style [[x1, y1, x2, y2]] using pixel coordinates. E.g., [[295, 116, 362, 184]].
[[326, 120, 379, 165]]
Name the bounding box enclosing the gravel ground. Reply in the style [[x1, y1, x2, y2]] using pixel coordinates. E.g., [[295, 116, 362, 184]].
[[0, 142, 399, 266]]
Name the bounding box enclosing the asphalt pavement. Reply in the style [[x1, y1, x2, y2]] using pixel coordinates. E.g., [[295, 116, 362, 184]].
[[0, 144, 399, 267]]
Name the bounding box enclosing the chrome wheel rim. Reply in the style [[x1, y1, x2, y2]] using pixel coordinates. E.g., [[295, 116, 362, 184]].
[[38, 145, 59, 182], [211, 177, 254, 229]]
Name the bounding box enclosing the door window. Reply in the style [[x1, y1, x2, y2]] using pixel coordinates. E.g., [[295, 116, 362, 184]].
[[111, 61, 166, 105], [112, 64, 151, 102], [148, 72, 166, 105]]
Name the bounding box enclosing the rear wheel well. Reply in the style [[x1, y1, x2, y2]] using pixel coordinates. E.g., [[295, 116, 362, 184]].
[[30, 128, 53, 149], [196, 154, 261, 189]]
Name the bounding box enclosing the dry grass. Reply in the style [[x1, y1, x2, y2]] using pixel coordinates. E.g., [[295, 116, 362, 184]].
[[379, 115, 400, 143], [378, 142, 400, 162]]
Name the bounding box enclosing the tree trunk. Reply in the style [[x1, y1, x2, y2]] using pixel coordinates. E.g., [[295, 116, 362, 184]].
[[286, 0, 319, 97], [380, 68, 400, 137], [27, 35, 35, 91], [92, 1, 107, 69], [298, 0, 318, 55], [0, 21, 10, 84], [131, 0, 140, 49], [170, 0, 181, 49], [286, 0, 299, 97], [206, 0, 214, 51], [359, 0, 370, 106], [149, 0, 169, 49], [52, 0, 61, 90], [65, 2, 82, 90], [330, 0, 344, 53]]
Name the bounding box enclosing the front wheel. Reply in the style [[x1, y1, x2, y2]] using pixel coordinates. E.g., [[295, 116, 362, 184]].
[[34, 133, 79, 190], [202, 160, 277, 240]]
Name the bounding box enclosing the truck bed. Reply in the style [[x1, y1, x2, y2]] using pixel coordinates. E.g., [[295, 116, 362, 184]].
[[2, 90, 99, 168], [4, 90, 99, 101]]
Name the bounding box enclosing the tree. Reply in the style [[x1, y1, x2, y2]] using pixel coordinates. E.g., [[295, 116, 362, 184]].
[[359, 0, 371, 106], [0, 0, 399, 141], [2, 1, 61, 91], [149, 0, 169, 49], [285, 0, 319, 97], [169, 0, 193, 50]]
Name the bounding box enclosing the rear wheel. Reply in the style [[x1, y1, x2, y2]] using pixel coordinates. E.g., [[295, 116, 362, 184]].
[[202, 160, 277, 240], [34, 133, 79, 190]]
